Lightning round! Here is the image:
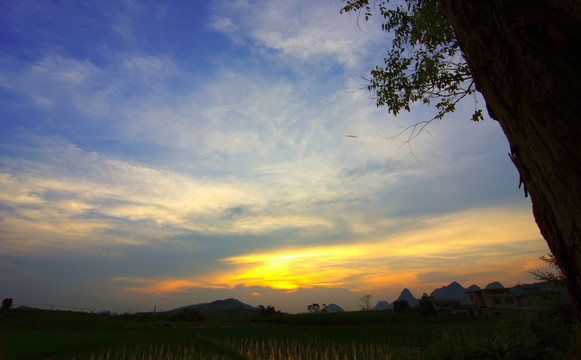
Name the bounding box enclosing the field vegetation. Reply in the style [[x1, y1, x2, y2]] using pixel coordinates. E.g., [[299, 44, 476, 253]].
[[1, 306, 579, 359]]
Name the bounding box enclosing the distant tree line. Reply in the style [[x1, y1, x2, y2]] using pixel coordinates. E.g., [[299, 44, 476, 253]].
[[118, 308, 204, 323], [256, 305, 282, 317], [307, 303, 328, 313], [393, 295, 436, 316], [2, 298, 13, 309]]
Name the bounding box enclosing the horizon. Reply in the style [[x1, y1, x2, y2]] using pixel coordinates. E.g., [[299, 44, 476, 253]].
[[0, 0, 550, 315], [8, 279, 538, 315]]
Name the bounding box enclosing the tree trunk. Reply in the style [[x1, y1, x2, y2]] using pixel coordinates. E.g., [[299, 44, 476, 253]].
[[439, 0, 581, 320]]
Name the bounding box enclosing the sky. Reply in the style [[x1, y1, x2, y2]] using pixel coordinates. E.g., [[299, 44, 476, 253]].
[[0, 0, 550, 314]]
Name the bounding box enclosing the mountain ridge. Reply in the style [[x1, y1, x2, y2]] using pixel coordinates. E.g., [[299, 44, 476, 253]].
[[166, 298, 257, 318], [165, 281, 554, 315], [373, 281, 553, 310]]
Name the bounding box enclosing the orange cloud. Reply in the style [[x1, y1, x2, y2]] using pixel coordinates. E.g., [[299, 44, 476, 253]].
[[113, 277, 208, 296], [114, 205, 548, 299], [216, 205, 547, 292]]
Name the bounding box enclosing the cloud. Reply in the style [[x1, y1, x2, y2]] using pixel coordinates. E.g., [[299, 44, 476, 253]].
[[0, 133, 346, 256], [112, 204, 545, 299], [117, 53, 177, 79], [207, 15, 244, 44], [0, 0, 550, 314], [0, 51, 180, 126], [208, 0, 384, 68]]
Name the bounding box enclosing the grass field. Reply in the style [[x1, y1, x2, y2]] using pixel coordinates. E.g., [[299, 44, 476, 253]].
[[0, 308, 578, 359]]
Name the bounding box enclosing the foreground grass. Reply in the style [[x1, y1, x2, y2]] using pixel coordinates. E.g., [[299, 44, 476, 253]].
[[0, 308, 577, 359]]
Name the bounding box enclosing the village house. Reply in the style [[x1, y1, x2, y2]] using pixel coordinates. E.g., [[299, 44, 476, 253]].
[[465, 284, 571, 316]]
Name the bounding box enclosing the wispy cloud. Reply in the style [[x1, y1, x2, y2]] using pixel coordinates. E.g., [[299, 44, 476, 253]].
[[0, 0, 548, 313], [208, 0, 383, 68], [113, 204, 545, 301]]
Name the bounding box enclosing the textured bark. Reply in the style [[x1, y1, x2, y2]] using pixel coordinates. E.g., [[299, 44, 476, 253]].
[[439, 0, 581, 319]]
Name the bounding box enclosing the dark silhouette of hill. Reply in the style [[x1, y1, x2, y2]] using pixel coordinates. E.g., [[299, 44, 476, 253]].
[[373, 300, 392, 310], [371, 281, 554, 310], [166, 298, 257, 318], [372, 289, 420, 310], [484, 281, 504, 289], [160, 281, 556, 317], [430, 281, 466, 303], [466, 284, 481, 292], [396, 288, 419, 307], [325, 303, 344, 313]]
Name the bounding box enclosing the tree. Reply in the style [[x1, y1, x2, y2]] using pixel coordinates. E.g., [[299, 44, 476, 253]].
[[360, 294, 372, 311], [417, 294, 436, 315], [307, 303, 321, 313], [530, 253, 567, 287], [393, 299, 410, 313], [257, 304, 281, 317], [2, 298, 13, 309], [341, 0, 581, 321]]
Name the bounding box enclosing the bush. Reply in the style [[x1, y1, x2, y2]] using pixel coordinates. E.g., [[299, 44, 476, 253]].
[[423, 313, 577, 360], [2, 298, 13, 309], [169, 309, 204, 323]]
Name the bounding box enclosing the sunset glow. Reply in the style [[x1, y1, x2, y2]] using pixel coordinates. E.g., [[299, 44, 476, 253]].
[[0, 0, 550, 313]]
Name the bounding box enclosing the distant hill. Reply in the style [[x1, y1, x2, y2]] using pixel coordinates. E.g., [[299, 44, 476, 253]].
[[373, 300, 392, 311], [396, 288, 419, 308], [364, 280, 569, 313], [325, 303, 344, 313], [466, 284, 481, 292], [167, 298, 257, 318], [485, 282, 504, 289], [371, 281, 514, 310], [430, 281, 468, 304]]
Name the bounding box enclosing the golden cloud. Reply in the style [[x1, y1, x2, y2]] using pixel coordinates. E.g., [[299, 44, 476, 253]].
[[215, 205, 547, 292], [109, 205, 547, 299]]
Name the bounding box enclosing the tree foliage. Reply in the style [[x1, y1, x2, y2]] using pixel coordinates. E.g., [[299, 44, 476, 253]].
[[530, 253, 566, 287], [341, 0, 483, 141], [393, 299, 410, 313], [256, 304, 282, 317], [307, 303, 321, 313], [417, 294, 436, 315], [342, 0, 581, 322], [2, 298, 13, 309]]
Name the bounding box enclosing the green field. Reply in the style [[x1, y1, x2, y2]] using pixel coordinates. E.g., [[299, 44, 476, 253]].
[[0, 308, 578, 359]]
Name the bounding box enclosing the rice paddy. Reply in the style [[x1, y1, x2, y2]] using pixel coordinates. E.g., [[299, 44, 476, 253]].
[[1, 308, 577, 359]]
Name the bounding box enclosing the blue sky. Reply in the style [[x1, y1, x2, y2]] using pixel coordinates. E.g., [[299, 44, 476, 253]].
[[0, 0, 549, 313]]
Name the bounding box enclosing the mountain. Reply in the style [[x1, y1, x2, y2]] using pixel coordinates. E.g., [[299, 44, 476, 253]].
[[325, 303, 344, 313], [430, 281, 468, 304], [466, 284, 481, 292], [485, 282, 504, 289], [396, 288, 419, 307], [167, 298, 257, 318], [370, 281, 536, 312], [373, 300, 392, 311]]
